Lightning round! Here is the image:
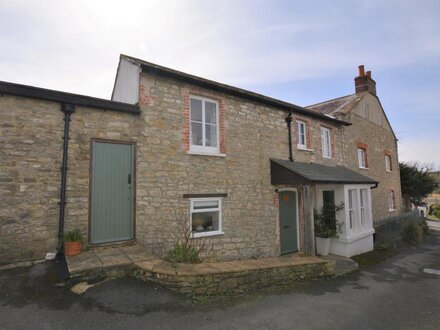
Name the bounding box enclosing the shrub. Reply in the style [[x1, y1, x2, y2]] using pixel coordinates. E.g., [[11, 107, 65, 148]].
[[64, 229, 83, 242], [419, 219, 430, 235], [166, 243, 200, 264], [429, 204, 440, 219], [314, 202, 344, 239], [401, 223, 422, 244], [164, 212, 214, 264]]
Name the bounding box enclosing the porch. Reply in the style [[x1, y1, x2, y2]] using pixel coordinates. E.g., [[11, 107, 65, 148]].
[[271, 158, 378, 257]]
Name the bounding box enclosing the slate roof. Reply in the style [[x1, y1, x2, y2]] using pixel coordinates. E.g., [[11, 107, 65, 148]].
[[120, 54, 351, 126], [270, 158, 378, 185], [305, 93, 363, 115]]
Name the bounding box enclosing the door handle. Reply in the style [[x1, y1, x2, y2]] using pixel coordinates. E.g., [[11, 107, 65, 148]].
[[283, 225, 290, 229], [128, 173, 131, 184]]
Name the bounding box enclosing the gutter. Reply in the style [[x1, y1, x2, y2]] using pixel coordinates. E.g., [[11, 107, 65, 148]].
[[57, 103, 75, 255]]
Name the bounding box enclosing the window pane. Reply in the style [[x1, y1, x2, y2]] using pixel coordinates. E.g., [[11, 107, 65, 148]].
[[194, 200, 219, 209], [205, 102, 217, 124], [205, 124, 217, 147], [191, 122, 203, 146], [190, 98, 203, 122], [192, 210, 219, 233]]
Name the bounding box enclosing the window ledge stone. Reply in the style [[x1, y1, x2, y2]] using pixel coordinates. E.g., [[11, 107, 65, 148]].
[[191, 231, 224, 238], [187, 150, 226, 158]]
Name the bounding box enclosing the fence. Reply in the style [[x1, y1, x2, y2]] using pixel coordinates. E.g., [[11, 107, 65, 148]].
[[374, 210, 421, 246]]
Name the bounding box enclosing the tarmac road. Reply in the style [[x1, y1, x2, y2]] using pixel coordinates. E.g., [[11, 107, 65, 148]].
[[1, 226, 439, 330]]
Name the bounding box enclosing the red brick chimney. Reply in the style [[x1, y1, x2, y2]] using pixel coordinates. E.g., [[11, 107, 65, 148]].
[[354, 65, 376, 95]]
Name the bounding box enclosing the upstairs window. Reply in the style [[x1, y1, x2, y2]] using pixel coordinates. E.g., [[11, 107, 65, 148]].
[[388, 190, 396, 211], [321, 127, 332, 158], [385, 155, 392, 172], [358, 148, 368, 169], [190, 96, 219, 153], [297, 121, 307, 149]]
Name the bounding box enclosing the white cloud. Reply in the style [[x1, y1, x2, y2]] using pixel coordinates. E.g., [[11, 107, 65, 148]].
[[399, 139, 440, 168]]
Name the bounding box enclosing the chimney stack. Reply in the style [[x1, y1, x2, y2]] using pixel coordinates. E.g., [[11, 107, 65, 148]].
[[354, 65, 376, 95]]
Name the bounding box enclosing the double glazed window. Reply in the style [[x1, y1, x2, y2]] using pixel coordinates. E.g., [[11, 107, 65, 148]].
[[297, 121, 307, 148], [321, 127, 331, 158], [190, 198, 222, 237], [190, 96, 219, 153], [358, 148, 368, 168]]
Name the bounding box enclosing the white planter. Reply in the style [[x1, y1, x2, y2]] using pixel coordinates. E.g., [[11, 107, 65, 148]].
[[316, 237, 331, 256]]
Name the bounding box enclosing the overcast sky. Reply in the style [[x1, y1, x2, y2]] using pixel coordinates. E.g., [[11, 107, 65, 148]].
[[1, 0, 439, 167]]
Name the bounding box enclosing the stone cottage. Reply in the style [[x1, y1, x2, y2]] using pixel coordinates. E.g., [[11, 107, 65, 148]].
[[306, 65, 403, 223], [1, 55, 393, 264]]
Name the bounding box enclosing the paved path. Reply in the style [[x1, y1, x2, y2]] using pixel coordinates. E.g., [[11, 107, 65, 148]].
[[1, 228, 439, 329]]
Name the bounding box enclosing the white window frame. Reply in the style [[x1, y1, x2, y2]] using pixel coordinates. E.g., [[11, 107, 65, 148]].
[[321, 127, 332, 158], [190, 197, 223, 238], [348, 189, 356, 230], [358, 148, 368, 169], [388, 190, 396, 211], [385, 155, 392, 172], [189, 96, 220, 154], [297, 121, 307, 149], [359, 189, 368, 228]]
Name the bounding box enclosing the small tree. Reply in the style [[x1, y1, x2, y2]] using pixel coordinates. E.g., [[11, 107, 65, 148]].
[[314, 202, 345, 239], [400, 162, 439, 208]]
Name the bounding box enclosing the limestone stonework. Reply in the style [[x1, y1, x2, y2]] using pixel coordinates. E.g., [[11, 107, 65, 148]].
[[339, 93, 402, 221], [1, 71, 345, 264]]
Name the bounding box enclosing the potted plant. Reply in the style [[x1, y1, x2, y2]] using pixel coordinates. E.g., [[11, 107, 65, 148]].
[[64, 229, 83, 256], [314, 202, 344, 256]]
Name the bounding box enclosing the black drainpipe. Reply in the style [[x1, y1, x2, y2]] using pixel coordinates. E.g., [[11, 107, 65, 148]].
[[285, 110, 294, 161], [57, 103, 76, 255]]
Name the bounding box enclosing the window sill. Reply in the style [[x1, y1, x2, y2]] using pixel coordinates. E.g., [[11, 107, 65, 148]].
[[322, 156, 332, 159], [359, 167, 369, 170], [297, 146, 314, 152], [191, 231, 224, 238], [187, 150, 226, 158], [389, 208, 397, 212]]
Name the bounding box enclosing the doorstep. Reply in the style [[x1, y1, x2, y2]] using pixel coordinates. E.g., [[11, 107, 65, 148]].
[[66, 244, 155, 277]]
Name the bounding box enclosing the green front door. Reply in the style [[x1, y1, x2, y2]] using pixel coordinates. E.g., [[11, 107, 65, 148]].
[[91, 141, 134, 244], [279, 191, 298, 254]]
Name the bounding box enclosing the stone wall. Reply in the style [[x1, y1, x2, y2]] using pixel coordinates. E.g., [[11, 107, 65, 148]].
[[136, 73, 344, 260], [1, 73, 345, 264], [134, 260, 334, 296], [340, 93, 402, 221]]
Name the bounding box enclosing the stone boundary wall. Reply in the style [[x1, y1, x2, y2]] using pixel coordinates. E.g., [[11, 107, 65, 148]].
[[133, 260, 334, 295]]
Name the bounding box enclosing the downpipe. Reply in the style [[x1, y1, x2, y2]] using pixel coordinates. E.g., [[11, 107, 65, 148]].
[[285, 110, 294, 161], [57, 103, 75, 256]]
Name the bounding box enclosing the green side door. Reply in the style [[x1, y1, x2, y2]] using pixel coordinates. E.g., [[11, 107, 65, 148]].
[[91, 141, 134, 244], [279, 191, 298, 254]]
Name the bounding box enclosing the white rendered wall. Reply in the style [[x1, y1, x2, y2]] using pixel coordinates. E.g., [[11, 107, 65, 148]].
[[112, 57, 141, 104]]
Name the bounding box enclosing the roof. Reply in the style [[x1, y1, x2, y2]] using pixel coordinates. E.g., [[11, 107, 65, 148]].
[[0, 81, 140, 115], [270, 158, 378, 185], [120, 54, 351, 126], [305, 93, 362, 115]]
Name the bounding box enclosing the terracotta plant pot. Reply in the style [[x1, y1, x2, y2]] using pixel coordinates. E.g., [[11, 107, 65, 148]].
[[64, 241, 82, 256]]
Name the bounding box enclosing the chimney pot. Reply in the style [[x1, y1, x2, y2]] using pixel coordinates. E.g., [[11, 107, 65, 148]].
[[358, 65, 365, 76], [366, 70, 371, 78]]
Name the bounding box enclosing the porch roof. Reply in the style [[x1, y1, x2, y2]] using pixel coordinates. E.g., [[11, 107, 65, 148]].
[[270, 158, 378, 185]]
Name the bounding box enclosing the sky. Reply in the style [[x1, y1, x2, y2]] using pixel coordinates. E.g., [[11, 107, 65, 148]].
[[1, 0, 439, 168]]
